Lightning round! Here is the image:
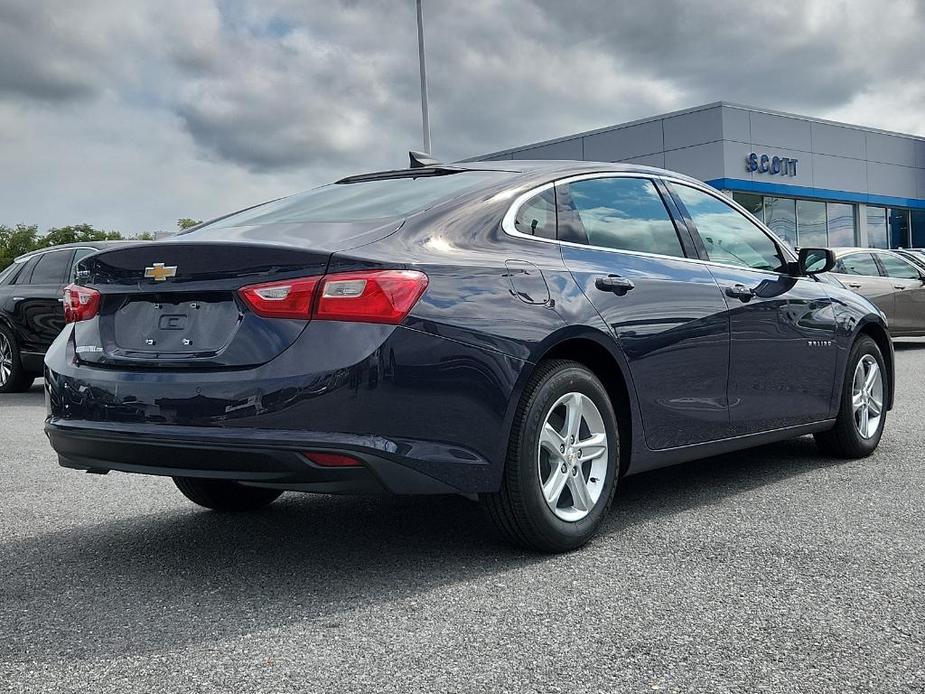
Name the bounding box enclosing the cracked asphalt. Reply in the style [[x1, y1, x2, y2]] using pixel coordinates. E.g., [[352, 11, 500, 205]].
[[1, 341, 923, 693]]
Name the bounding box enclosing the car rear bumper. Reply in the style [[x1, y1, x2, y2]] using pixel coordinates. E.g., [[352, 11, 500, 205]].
[[45, 419, 471, 495], [43, 321, 527, 494]]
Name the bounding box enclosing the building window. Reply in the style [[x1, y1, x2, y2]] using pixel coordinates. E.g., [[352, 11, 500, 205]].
[[910, 210, 925, 248], [732, 192, 764, 220], [796, 200, 828, 247], [888, 208, 910, 247], [826, 203, 855, 247], [763, 197, 797, 248], [733, 193, 858, 248], [866, 207, 889, 249]]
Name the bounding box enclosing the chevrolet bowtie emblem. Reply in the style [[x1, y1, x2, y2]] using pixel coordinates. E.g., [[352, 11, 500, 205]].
[[144, 263, 177, 282]]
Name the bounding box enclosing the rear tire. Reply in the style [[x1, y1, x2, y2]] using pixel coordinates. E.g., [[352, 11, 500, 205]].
[[814, 335, 887, 458], [482, 360, 620, 553], [0, 325, 34, 394], [173, 477, 283, 511]]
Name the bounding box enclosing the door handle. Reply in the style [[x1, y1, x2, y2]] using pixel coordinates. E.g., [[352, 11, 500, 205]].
[[893, 285, 907, 290], [594, 275, 635, 295], [724, 284, 755, 302], [847, 283, 862, 289]]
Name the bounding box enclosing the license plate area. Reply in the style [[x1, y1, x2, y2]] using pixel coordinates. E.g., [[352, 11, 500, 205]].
[[112, 293, 239, 354]]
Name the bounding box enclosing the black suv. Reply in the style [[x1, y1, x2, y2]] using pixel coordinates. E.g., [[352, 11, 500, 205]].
[[0, 242, 132, 392]]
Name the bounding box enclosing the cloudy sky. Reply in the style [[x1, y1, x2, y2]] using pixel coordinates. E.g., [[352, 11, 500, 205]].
[[1, 0, 923, 235]]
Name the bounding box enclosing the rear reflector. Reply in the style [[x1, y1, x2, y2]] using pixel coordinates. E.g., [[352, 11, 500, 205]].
[[305, 452, 362, 467], [238, 270, 428, 324], [63, 284, 101, 323]]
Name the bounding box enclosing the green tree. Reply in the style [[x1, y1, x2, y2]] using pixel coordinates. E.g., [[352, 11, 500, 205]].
[[177, 218, 202, 231], [41, 224, 123, 247], [0, 224, 40, 270]]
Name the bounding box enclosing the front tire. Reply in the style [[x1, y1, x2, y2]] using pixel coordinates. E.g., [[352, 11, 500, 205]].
[[173, 477, 283, 511], [483, 360, 620, 553], [814, 335, 887, 458], [0, 325, 34, 394]]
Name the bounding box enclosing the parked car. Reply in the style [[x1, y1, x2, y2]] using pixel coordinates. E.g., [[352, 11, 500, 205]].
[[828, 248, 925, 337], [0, 242, 135, 392], [44, 160, 893, 552]]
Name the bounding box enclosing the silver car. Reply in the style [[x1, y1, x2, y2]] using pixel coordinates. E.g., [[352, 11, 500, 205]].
[[830, 248, 925, 337]]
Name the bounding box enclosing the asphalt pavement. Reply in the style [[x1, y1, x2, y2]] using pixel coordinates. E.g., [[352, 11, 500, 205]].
[[1, 341, 924, 693]]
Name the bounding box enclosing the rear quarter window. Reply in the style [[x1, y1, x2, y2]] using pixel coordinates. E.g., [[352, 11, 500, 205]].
[[513, 188, 557, 240], [0, 261, 23, 285], [29, 250, 73, 285]]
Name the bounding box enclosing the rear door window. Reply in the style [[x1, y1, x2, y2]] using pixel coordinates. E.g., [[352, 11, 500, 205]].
[[878, 253, 922, 280], [835, 253, 881, 276], [561, 177, 685, 257]]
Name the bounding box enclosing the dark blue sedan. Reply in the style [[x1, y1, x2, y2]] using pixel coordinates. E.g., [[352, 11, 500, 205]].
[[44, 159, 893, 551]]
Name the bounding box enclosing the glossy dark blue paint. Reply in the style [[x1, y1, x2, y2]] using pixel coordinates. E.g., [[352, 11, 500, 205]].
[[561, 245, 730, 449], [703, 264, 838, 434], [44, 161, 894, 495]]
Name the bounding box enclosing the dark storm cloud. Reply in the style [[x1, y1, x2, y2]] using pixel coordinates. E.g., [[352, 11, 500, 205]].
[[0, 0, 923, 234], [159, 0, 925, 172], [0, 2, 100, 102], [531, 0, 871, 110]]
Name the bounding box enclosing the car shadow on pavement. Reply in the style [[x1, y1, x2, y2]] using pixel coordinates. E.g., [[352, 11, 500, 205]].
[[0, 434, 850, 664], [892, 338, 925, 351]]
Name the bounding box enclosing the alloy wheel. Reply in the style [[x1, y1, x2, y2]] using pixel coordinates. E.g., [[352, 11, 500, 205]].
[[852, 355, 883, 439], [537, 392, 609, 522], [0, 332, 12, 387]]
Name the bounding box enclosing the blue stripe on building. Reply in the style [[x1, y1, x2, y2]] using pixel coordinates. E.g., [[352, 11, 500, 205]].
[[706, 178, 925, 211]]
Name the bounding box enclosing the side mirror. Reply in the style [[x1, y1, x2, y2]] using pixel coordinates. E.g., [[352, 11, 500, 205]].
[[797, 247, 836, 276]]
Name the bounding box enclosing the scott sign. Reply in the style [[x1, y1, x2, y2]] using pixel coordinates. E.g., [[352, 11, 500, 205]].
[[746, 152, 798, 176]]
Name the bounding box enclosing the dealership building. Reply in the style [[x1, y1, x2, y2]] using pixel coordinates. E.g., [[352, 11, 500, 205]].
[[476, 102, 925, 250]]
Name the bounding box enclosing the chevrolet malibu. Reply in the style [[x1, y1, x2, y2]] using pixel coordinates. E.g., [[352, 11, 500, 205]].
[[44, 159, 893, 552]]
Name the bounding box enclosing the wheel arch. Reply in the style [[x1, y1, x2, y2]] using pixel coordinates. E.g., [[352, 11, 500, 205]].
[[856, 318, 895, 411], [508, 327, 639, 477]]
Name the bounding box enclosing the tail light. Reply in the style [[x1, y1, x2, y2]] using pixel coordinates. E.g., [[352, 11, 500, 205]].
[[315, 270, 429, 323], [63, 284, 101, 323], [238, 270, 428, 324], [238, 277, 320, 319]]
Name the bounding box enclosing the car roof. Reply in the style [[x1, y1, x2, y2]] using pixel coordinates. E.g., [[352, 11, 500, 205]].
[[13, 240, 137, 263], [341, 159, 707, 188], [829, 247, 900, 255]]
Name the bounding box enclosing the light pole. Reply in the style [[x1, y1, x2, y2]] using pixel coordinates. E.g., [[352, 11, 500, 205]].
[[416, 0, 432, 154]]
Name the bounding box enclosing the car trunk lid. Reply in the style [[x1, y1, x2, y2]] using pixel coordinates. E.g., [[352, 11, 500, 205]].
[[72, 220, 402, 368]]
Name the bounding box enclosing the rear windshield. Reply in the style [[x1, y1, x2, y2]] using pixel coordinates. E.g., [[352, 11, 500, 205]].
[[202, 171, 506, 229]]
